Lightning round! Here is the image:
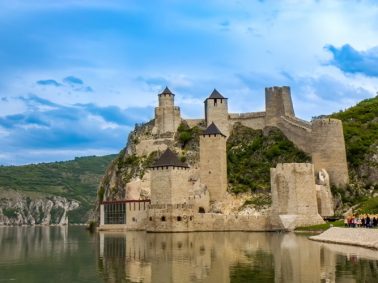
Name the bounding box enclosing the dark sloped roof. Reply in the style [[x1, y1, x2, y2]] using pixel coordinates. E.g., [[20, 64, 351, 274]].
[[207, 89, 226, 99], [159, 86, 174, 96], [202, 122, 226, 137], [150, 148, 189, 168]]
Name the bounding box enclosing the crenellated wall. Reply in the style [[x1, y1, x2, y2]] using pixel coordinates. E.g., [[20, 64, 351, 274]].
[[229, 112, 266, 130]]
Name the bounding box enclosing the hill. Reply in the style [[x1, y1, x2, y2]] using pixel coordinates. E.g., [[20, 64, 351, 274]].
[[0, 155, 115, 224], [329, 96, 378, 213]]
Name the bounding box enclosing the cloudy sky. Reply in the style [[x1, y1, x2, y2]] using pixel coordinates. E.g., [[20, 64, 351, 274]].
[[0, 0, 377, 165]]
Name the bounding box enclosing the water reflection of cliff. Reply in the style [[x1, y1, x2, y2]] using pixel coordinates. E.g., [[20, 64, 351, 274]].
[[0, 226, 74, 261], [98, 232, 378, 283]]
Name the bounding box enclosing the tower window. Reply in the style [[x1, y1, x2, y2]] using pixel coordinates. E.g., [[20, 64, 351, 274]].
[[177, 216, 182, 221], [198, 207, 205, 213], [161, 216, 166, 222]]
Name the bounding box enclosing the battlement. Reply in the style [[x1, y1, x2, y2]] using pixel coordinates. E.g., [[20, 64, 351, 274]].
[[229, 111, 266, 119], [265, 86, 291, 96], [312, 118, 343, 129], [275, 163, 314, 173], [279, 116, 312, 132]]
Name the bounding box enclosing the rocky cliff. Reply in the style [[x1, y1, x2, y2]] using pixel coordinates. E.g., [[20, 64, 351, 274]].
[[0, 190, 79, 225], [0, 155, 115, 225]]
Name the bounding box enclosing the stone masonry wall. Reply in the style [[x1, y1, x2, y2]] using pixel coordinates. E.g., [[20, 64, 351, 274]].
[[199, 134, 227, 202], [150, 167, 190, 205], [265, 86, 295, 126], [155, 93, 181, 134], [229, 112, 266, 130], [205, 98, 229, 136], [270, 163, 324, 229], [311, 119, 349, 187]]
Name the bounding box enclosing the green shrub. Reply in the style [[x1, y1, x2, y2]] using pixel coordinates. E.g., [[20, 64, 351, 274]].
[[227, 124, 311, 194], [2, 208, 18, 218]]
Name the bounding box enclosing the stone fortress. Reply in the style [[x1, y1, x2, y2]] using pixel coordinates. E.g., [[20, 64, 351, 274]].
[[99, 86, 349, 231]]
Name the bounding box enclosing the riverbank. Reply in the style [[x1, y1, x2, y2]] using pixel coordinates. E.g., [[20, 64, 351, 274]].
[[309, 227, 378, 249]]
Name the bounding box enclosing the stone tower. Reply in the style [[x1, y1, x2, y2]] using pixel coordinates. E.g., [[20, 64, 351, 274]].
[[148, 148, 194, 232], [154, 87, 181, 134], [204, 89, 229, 136], [270, 163, 325, 229], [311, 119, 349, 187], [200, 122, 228, 202], [265, 86, 295, 126], [150, 148, 190, 204]]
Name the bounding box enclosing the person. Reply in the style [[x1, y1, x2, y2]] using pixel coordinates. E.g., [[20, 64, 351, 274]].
[[344, 217, 348, 227], [366, 215, 371, 228], [373, 217, 377, 227], [361, 216, 365, 227]]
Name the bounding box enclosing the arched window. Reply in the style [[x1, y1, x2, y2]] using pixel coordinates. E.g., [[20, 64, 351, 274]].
[[161, 216, 166, 222], [198, 207, 205, 213], [177, 216, 182, 221]]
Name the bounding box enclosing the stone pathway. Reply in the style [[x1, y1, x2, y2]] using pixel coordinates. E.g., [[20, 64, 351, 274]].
[[310, 227, 378, 249]]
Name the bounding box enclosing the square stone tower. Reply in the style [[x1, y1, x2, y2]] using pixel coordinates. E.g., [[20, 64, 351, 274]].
[[154, 87, 181, 134], [150, 148, 190, 204], [199, 122, 228, 202], [204, 89, 229, 136], [270, 163, 324, 229], [148, 149, 195, 232], [265, 86, 295, 127]]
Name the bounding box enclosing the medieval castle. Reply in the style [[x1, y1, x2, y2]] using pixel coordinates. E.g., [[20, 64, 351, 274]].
[[99, 86, 348, 232]]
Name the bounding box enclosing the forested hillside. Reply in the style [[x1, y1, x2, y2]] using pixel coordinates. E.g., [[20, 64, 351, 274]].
[[0, 155, 115, 223]]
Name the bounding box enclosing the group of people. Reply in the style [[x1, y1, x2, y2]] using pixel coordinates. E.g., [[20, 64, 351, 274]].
[[344, 215, 378, 228]]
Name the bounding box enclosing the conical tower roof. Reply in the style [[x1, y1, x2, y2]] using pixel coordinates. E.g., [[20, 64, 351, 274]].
[[202, 122, 226, 137], [159, 86, 175, 96], [207, 89, 226, 99], [150, 148, 189, 168]]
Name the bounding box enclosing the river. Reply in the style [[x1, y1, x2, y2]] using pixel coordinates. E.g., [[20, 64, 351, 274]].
[[0, 226, 377, 282]]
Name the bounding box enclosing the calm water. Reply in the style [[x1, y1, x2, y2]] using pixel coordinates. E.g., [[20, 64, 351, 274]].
[[0, 227, 377, 283]]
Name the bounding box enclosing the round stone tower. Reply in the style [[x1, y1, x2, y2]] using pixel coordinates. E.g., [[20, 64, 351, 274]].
[[204, 89, 229, 136], [199, 122, 228, 202], [311, 118, 349, 187], [154, 87, 181, 134]]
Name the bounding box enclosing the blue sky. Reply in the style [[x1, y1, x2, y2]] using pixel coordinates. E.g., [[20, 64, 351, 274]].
[[0, 0, 378, 165]]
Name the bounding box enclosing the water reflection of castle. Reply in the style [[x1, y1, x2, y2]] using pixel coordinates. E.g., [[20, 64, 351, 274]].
[[97, 232, 378, 283]]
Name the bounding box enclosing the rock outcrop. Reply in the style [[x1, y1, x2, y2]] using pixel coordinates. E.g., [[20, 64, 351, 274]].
[[0, 190, 79, 225]]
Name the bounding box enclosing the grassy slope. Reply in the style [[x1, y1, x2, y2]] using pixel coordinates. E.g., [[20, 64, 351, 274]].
[[0, 155, 116, 223], [227, 124, 311, 194], [330, 96, 378, 214], [331, 96, 378, 170]]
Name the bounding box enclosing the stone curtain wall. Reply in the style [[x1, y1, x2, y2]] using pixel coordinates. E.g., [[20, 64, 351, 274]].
[[229, 112, 266, 130]]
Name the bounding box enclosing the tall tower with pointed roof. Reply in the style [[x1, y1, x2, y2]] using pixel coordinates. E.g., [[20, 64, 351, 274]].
[[204, 89, 229, 136], [154, 87, 181, 134], [199, 122, 228, 202]]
